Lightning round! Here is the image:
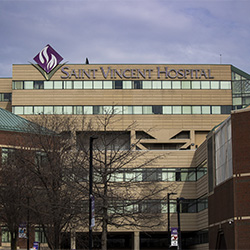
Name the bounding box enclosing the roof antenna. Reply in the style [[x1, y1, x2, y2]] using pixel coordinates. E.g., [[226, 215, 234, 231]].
[[86, 58, 89, 64], [220, 54, 222, 64]]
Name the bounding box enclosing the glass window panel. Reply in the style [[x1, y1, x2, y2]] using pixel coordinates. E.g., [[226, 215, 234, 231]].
[[3, 93, 11, 102], [183, 106, 191, 114], [133, 81, 142, 89], [123, 81, 132, 89], [182, 81, 191, 89], [34, 81, 44, 89], [24, 106, 33, 115], [84, 81, 93, 89], [181, 172, 188, 181], [14, 106, 24, 114], [133, 106, 143, 114], [221, 81, 231, 89], [201, 81, 210, 89], [233, 97, 242, 105], [24, 81, 33, 89], [162, 81, 171, 89], [83, 106, 93, 114], [202, 106, 211, 114], [64, 106, 73, 114], [64, 81, 72, 89], [211, 81, 219, 89], [74, 106, 83, 114], [103, 106, 113, 114], [212, 106, 221, 114], [34, 106, 44, 114], [170, 202, 176, 213], [142, 81, 151, 89], [93, 81, 102, 89], [1, 227, 10, 242], [192, 106, 201, 114], [172, 81, 181, 89], [54, 106, 63, 114], [173, 106, 181, 114], [44, 81, 53, 89], [14, 81, 23, 89], [163, 106, 172, 114], [152, 106, 162, 114], [44, 106, 53, 114], [114, 80, 122, 89], [54, 81, 63, 89], [93, 106, 103, 114], [192, 81, 201, 89], [114, 106, 123, 114], [103, 81, 112, 89], [73, 81, 82, 89], [152, 81, 161, 89], [123, 106, 133, 114], [143, 106, 153, 114]]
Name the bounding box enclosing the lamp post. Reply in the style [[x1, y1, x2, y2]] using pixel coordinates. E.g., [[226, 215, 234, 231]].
[[89, 136, 97, 250], [167, 192, 177, 248], [177, 197, 185, 250]]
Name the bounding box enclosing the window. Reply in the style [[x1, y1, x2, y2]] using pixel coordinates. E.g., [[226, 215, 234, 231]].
[[172, 81, 181, 89], [202, 106, 210, 114], [192, 81, 201, 89], [114, 80, 122, 89], [142, 81, 151, 89], [93, 106, 103, 114], [84, 81, 93, 89], [14, 106, 24, 114], [84, 106, 93, 114], [162, 81, 171, 89], [211, 81, 219, 89], [34, 106, 43, 114], [152, 106, 162, 114], [143, 106, 153, 114], [133, 81, 142, 89], [74, 106, 83, 114], [64, 106, 73, 114], [152, 81, 161, 89], [192, 106, 201, 114], [3, 93, 11, 102], [1, 227, 10, 243], [103, 81, 112, 89], [24, 81, 33, 89], [13, 81, 23, 89], [221, 81, 231, 89], [163, 106, 172, 114], [44, 81, 53, 89], [35, 227, 47, 243], [93, 81, 102, 89], [201, 81, 210, 89], [133, 106, 143, 114], [73, 81, 82, 89], [182, 81, 191, 89], [183, 106, 192, 114], [123, 81, 132, 89], [24, 106, 33, 115], [173, 106, 181, 114], [65, 81, 73, 89], [44, 106, 53, 114], [54, 106, 63, 114], [54, 81, 63, 89], [34, 81, 44, 89], [123, 106, 133, 114], [212, 106, 221, 114]]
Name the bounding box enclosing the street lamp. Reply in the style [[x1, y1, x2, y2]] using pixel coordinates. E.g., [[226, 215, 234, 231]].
[[167, 192, 177, 248], [177, 197, 185, 250], [89, 136, 97, 250]]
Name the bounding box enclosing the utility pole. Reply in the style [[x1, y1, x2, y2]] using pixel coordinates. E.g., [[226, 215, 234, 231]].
[[177, 197, 185, 250], [167, 192, 176, 248]]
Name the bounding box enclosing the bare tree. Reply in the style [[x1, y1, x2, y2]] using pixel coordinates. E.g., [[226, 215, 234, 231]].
[[76, 112, 175, 250], [15, 115, 88, 250]]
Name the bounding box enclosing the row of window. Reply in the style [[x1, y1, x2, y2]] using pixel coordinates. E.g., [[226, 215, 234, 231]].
[[85, 198, 208, 215], [13, 105, 232, 115], [101, 167, 207, 182], [12, 80, 232, 90], [0, 93, 11, 102]]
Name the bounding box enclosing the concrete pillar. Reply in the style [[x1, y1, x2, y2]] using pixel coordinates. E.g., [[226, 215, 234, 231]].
[[133, 231, 140, 250]]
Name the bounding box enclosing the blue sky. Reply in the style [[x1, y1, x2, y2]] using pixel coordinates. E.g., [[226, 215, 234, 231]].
[[0, 0, 250, 77]]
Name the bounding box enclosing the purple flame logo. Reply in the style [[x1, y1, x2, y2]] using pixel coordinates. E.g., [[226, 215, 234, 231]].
[[33, 44, 63, 73]]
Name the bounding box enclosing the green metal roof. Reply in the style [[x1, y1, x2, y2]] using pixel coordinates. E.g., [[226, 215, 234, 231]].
[[0, 108, 54, 134]]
